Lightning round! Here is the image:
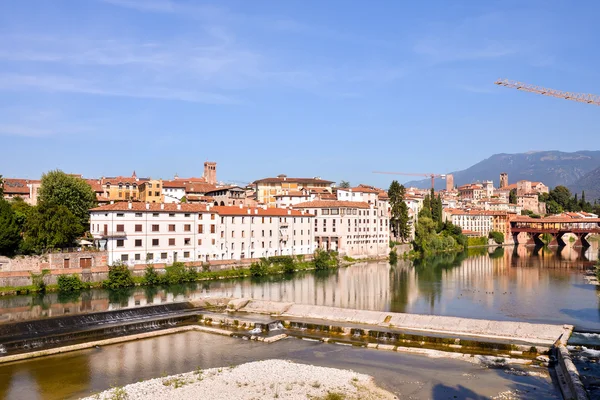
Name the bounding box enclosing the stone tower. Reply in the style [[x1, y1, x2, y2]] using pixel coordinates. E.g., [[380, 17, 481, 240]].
[[203, 161, 217, 185], [445, 174, 454, 191], [500, 173, 508, 189]]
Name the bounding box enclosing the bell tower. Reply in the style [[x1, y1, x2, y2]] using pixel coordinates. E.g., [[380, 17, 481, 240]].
[[203, 161, 217, 184]]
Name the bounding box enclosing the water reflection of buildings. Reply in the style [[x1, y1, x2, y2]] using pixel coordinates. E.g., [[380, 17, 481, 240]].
[[0, 244, 597, 325]]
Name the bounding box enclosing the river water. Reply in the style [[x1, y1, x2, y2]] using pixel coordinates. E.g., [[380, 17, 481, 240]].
[[0, 245, 598, 399], [1, 245, 599, 330]]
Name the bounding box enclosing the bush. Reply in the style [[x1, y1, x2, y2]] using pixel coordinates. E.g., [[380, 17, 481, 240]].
[[389, 250, 398, 264], [269, 255, 295, 273], [250, 259, 270, 277], [488, 231, 504, 245], [163, 262, 197, 285], [314, 249, 337, 270], [30, 269, 49, 293], [143, 266, 161, 286], [467, 236, 488, 247], [57, 274, 87, 292], [103, 262, 134, 290]]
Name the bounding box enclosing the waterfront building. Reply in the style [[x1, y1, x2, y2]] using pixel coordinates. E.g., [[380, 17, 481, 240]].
[[293, 194, 389, 257], [253, 175, 334, 207], [90, 202, 314, 265], [443, 209, 512, 240]]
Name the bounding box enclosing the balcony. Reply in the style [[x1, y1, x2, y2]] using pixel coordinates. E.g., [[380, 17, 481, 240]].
[[98, 231, 127, 238]]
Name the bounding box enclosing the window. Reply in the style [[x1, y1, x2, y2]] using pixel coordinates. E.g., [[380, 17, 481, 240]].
[[135, 224, 142, 232], [231, 217, 235, 224], [169, 224, 175, 232], [116, 224, 124, 232], [211, 214, 215, 220], [262, 217, 265, 223], [198, 239, 203, 245], [169, 213, 175, 217], [153, 213, 159, 217], [331, 208, 339, 215], [169, 238, 175, 246], [121, 254, 129, 262], [161, 253, 167, 259], [198, 224, 204, 234], [231, 231, 235, 238], [135, 239, 142, 247], [63, 258, 70, 268], [152, 239, 159, 246], [184, 251, 190, 258], [152, 224, 159, 232], [184, 238, 191, 245], [117, 239, 124, 247], [210, 224, 216, 233], [242, 231, 245, 238], [116, 213, 124, 217], [80, 258, 92, 268], [322, 209, 330, 215], [184, 224, 191, 232], [211, 239, 216, 245], [135, 213, 142, 217], [262, 241, 265, 248], [269, 230, 272, 237], [220, 231, 224, 238], [184, 213, 190, 217], [147, 253, 154, 260], [155, 191, 160, 197], [134, 253, 141, 261]]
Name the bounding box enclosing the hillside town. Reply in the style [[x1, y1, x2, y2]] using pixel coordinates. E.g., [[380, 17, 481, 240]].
[[2, 161, 597, 270]]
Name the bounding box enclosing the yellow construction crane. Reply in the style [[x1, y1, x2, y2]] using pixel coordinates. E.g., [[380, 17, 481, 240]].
[[495, 79, 600, 106]]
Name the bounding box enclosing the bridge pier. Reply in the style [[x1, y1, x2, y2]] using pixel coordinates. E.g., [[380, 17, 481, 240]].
[[573, 233, 591, 248], [548, 232, 567, 247], [531, 233, 545, 247]]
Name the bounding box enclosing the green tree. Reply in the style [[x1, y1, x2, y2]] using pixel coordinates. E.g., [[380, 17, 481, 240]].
[[103, 262, 134, 289], [22, 203, 81, 253], [0, 174, 3, 196], [509, 189, 517, 205], [0, 199, 22, 256], [549, 186, 571, 210], [38, 170, 97, 231], [545, 200, 563, 215], [10, 196, 33, 231], [339, 180, 351, 188], [388, 181, 410, 242]]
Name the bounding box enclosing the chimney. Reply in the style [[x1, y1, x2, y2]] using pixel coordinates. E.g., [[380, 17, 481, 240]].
[[247, 208, 251, 214], [177, 204, 181, 210], [128, 202, 132, 209], [287, 209, 291, 215], [207, 204, 211, 211], [160, 203, 164, 210], [110, 200, 114, 204], [146, 203, 150, 210], [254, 209, 258, 215], [239, 203, 243, 209]]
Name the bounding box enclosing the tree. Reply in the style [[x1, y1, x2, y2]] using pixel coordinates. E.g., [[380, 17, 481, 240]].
[[10, 196, 33, 231], [0, 199, 22, 256], [545, 200, 563, 215], [22, 203, 81, 253], [0, 174, 3, 196], [38, 170, 97, 231], [549, 186, 571, 210], [339, 180, 351, 188], [509, 189, 517, 205], [388, 180, 410, 241]]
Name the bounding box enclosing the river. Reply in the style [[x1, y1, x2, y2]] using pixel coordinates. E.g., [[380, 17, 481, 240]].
[[1, 245, 598, 330]]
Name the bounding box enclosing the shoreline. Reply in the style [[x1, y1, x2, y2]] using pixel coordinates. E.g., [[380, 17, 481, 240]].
[[81, 359, 398, 400]]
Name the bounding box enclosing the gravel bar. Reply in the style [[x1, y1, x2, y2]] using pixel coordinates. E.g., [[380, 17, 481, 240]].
[[82, 359, 398, 400]]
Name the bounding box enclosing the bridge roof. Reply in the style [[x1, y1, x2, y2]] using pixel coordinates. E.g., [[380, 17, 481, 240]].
[[512, 216, 600, 223]]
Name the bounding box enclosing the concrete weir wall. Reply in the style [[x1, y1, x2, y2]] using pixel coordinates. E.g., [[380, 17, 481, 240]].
[[230, 299, 572, 347]]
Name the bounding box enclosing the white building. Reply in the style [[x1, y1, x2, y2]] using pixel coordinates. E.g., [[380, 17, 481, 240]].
[[90, 202, 314, 266], [162, 181, 187, 203], [293, 199, 389, 257]]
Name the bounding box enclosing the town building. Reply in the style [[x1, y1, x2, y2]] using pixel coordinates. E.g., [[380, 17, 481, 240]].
[[446, 174, 454, 192], [253, 175, 334, 207], [162, 180, 187, 203], [139, 180, 164, 203], [100, 172, 147, 202], [458, 183, 485, 200], [205, 186, 253, 207], [293, 196, 389, 257], [274, 189, 313, 208], [443, 209, 512, 240], [500, 173, 508, 189], [1, 178, 40, 205], [90, 202, 315, 266]]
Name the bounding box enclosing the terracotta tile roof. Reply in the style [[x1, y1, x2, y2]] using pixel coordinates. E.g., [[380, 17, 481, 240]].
[[349, 186, 380, 194], [444, 208, 508, 216], [253, 177, 334, 185], [174, 176, 207, 183], [101, 176, 147, 185], [274, 190, 309, 198], [184, 182, 217, 194], [2, 178, 31, 195], [162, 180, 187, 189], [85, 179, 103, 193], [293, 200, 370, 209], [212, 206, 310, 217], [90, 202, 312, 217], [204, 186, 244, 195], [186, 195, 214, 202]]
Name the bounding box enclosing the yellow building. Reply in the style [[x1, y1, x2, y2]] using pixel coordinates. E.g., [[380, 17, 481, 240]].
[[139, 180, 164, 203], [253, 174, 334, 207], [101, 172, 146, 201]]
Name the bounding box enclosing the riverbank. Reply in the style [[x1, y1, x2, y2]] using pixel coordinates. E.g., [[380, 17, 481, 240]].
[[0, 255, 388, 296], [82, 359, 397, 400]]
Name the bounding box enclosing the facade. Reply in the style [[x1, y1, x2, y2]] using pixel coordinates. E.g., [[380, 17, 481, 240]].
[[205, 186, 250, 207], [101, 172, 147, 201], [139, 180, 164, 203], [274, 190, 313, 208], [90, 202, 314, 266], [458, 183, 484, 200], [253, 175, 334, 207], [517, 194, 545, 215], [293, 199, 389, 257], [162, 181, 187, 203], [203, 161, 217, 185], [443, 209, 512, 240]]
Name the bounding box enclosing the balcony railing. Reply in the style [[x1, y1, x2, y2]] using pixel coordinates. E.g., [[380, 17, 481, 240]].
[[99, 231, 127, 238]]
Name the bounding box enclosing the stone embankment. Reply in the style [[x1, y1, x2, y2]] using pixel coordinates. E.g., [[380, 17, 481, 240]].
[[82, 359, 397, 400]]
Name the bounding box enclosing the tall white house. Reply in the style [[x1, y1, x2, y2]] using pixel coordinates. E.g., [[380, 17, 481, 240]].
[[90, 203, 315, 266]]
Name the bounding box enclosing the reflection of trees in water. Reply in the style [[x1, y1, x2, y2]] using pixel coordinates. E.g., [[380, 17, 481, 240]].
[[108, 287, 135, 306], [490, 247, 504, 259], [411, 252, 468, 310], [389, 263, 410, 313]]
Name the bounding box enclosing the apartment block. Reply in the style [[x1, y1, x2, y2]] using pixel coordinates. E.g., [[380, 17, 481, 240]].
[[253, 175, 334, 207], [90, 202, 314, 266]]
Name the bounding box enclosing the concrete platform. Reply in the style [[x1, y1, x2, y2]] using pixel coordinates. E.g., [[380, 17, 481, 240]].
[[232, 299, 572, 347]]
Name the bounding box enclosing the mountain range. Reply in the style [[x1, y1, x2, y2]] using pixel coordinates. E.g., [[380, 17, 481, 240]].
[[404, 150, 600, 200]]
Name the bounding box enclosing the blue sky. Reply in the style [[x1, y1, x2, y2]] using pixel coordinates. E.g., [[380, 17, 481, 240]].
[[1, 0, 599, 188]]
